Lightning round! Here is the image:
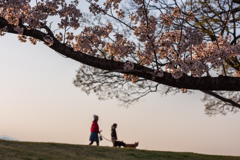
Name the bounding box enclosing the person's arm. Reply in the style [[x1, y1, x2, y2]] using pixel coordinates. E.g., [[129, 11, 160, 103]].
[[96, 123, 100, 133]]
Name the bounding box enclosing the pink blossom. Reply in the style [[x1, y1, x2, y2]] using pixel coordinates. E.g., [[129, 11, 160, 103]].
[[123, 61, 134, 70], [43, 35, 54, 46]]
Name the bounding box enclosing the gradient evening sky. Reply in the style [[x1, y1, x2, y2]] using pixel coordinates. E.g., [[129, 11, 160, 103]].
[[0, 0, 240, 157]]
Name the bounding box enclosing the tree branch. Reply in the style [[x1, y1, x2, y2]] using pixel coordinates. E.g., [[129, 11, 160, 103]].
[[201, 90, 240, 109], [233, 0, 240, 5], [2, 17, 240, 91]]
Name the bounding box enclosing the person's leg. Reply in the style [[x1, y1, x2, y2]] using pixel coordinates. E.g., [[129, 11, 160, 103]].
[[89, 141, 94, 145], [96, 141, 99, 146], [112, 139, 116, 147]]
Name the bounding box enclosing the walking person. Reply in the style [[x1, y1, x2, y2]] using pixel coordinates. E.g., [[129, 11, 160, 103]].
[[89, 115, 101, 146], [111, 123, 117, 146]]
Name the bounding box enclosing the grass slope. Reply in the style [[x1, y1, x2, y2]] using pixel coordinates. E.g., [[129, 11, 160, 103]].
[[0, 140, 239, 160]]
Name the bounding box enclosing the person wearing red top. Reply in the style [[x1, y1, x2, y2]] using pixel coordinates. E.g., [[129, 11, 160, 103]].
[[91, 121, 99, 133], [89, 115, 101, 146]]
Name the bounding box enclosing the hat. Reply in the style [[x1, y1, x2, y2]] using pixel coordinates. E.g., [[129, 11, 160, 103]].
[[93, 115, 98, 120]]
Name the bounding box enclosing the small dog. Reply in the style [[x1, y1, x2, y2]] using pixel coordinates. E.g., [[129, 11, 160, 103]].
[[124, 142, 139, 149], [114, 141, 126, 147]]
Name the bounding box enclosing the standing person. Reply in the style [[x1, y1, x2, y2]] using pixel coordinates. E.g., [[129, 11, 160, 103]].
[[89, 115, 101, 146], [111, 123, 117, 146]]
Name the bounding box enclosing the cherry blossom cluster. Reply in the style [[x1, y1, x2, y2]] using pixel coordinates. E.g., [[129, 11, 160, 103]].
[[89, 0, 124, 19], [185, 11, 195, 21], [28, 37, 37, 45], [18, 34, 27, 42], [57, 2, 82, 29], [136, 50, 153, 66], [129, 13, 139, 24], [84, 1, 240, 80], [123, 61, 134, 70], [171, 6, 182, 18], [14, 26, 24, 35], [123, 74, 139, 83], [43, 35, 54, 46], [123, 61, 139, 83], [105, 33, 136, 60], [74, 23, 113, 57], [1, 0, 240, 82], [66, 32, 74, 44], [55, 32, 63, 42], [160, 9, 194, 27], [161, 31, 240, 78], [103, 0, 122, 10], [160, 14, 173, 27], [89, 3, 104, 16], [0, 26, 8, 36], [134, 15, 157, 41], [184, 27, 203, 46], [116, 9, 125, 18], [160, 6, 182, 27], [0, 0, 82, 44]]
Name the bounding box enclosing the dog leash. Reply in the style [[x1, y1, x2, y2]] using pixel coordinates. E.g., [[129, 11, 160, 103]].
[[99, 133, 112, 142]]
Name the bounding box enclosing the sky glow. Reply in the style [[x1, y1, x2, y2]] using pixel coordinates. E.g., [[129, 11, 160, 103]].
[[0, 0, 240, 157], [0, 34, 240, 156]]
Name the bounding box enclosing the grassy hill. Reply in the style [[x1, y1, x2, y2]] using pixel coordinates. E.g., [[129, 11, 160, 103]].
[[0, 140, 239, 160]]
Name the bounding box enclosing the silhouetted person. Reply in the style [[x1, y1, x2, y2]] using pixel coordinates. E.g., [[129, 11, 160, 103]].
[[89, 115, 101, 146], [111, 123, 117, 146]]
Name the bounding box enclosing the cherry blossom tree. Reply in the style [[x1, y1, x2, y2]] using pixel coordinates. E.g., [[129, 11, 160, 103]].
[[168, 0, 240, 115], [1, 0, 240, 115]]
